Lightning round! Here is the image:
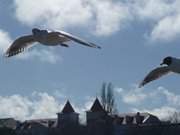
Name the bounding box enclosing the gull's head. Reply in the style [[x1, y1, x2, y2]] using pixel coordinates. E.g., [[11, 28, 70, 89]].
[[160, 56, 172, 66], [32, 28, 41, 35]]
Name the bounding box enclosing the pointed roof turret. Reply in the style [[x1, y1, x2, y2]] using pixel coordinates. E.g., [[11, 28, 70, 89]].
[[90, 98, 104, 112], [61, 100, 75, 113]]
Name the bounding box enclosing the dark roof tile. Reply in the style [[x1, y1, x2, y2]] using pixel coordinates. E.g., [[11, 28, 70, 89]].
[[62, 100, 75, 113], [90, 98, 104, 112]]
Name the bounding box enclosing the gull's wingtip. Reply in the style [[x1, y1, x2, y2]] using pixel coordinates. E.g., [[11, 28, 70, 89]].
[[92, 43, 101, 49], [4, 54, 10, 58], [3, 51, 10, 58], [138, 84, 143, 88], [4, 51, 16, 58], [138, 81, 145, 88]]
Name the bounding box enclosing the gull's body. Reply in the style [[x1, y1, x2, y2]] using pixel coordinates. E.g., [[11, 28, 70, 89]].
[[168, 57, 180, 73], [36, 32, 69, 45], [139, 56, 180, 87], [5, 28, 101, 57]]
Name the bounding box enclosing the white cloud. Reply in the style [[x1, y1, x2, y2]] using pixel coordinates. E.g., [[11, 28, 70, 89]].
[[13, 0, 180, 41], [116, 86, 180, 107], [14, 0, 131, 36], [0, 29, 12, 53], [0, 91, 95, 121], [129, 0, 180, 42], [0, 92, 62, 120], [151, 14, 180, 41], [16, 47, 61, 64], [0, 94, 32, 120], [83, 96, 95, 111], [123, 93, 146, 105], [29, 92, 61, 119], [14, 0, 92, 28], [90, 0, 130, 36], [157, 87, 180, 107], [115, 87, 147, 105], [115, 85, 180, 119], [131, 0, 174, 21]]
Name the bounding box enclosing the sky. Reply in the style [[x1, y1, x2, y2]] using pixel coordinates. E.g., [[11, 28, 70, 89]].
[[0, 0, 180, 121]]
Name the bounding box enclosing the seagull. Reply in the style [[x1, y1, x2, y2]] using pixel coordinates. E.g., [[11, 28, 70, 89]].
[[139, 56, 180, 88], [5, 28, 101, 57]]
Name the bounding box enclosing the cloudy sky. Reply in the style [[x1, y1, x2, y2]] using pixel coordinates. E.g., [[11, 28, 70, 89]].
[[0, 0, 180, 121]]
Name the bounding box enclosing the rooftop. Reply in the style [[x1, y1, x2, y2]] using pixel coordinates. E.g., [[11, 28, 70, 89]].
[[61, 100, 75, 113], [90, 98, 105, 112]]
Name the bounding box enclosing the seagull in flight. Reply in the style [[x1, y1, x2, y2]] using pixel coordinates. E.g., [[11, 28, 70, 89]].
[[139, 56, 180, 88], [5, 28, 101, 57]]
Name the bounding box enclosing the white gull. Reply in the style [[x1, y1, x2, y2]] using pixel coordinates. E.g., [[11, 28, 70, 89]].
[[5, 28, 101, 57]]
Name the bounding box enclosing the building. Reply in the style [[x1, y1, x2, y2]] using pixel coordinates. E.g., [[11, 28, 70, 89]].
[[57, 100, 79, 128], [55, 100, 81, 135], [86, 98, 107, 124], [0, 118, 19, 135], [16, 118, 55, 135], [86, 98, 111, 135], [113, 112, 161, 125], [113, 112, 161, 135], [0, 118, 18, 129], [1, 98, 180, 135]]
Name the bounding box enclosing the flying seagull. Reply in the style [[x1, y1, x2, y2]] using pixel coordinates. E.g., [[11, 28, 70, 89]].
[[139, 56, 180, 88], [5, 28, 101, 57]]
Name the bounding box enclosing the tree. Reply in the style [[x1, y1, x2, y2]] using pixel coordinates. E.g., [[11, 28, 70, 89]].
[[101, 82, 107, 110], [107, 83, 114, 114], [167, 111, 180, 123], [100, 82, 117, 114]]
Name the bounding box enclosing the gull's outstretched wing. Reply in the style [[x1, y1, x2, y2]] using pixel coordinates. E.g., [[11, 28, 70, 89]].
[[5, 35, 36, 57], [139, 66, 171, 88], [56, 31, 101, 49]]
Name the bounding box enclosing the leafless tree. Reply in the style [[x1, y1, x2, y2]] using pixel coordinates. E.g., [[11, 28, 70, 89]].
[[100, 82, 117, 114], [167, 111, 180, 123]]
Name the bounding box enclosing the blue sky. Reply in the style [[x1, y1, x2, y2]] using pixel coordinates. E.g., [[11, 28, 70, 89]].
[[0, 0, 180, 121]]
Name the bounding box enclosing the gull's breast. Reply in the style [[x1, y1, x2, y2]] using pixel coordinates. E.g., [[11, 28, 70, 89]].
[[170, 59, 180, 73]]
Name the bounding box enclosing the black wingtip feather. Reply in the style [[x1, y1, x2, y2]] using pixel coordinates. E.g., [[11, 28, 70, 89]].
[[5, 48, 25, 58]]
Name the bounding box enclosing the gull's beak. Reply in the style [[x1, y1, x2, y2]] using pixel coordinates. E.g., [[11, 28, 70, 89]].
[[160, 62, 164, 66]]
